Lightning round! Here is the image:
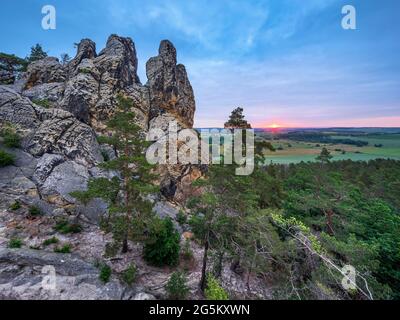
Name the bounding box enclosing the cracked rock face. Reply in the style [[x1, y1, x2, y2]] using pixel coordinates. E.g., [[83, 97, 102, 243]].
[[0, 248, 131, 300], [146, 40, 195, 128], [1, 34, 200, 209]]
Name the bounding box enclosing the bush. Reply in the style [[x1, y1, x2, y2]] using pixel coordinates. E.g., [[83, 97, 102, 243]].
[[8, 238, 23, 248], [9, 201, 21, 211], [42, 237, 59, 246], [29, 205, 42, 216], [143, 217, 180, 267], [32, 98, 50, 108], [121, 264, 137, 286], [176, 210, 187, 225], [181, 239, 193, 261], [99, 264, 112, 283], [1, 130, 20, 148], [204, 274, 229, 300], [166, 271, 189, 300], [0, 150, 15, 167], [54, 219, 82, 234], [54, 244, 71, 253]]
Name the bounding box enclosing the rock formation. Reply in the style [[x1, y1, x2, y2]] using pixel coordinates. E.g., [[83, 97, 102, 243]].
[[1, 34, 201, 208]]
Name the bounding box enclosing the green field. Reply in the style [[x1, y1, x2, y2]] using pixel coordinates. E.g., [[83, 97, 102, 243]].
[[260, 132, 400, 164]]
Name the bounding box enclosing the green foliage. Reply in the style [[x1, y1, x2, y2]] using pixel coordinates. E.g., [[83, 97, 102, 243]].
[[99, 264, 112, 283], [54, 219, 82, 234], [27, 44, 47, 62], [75, 94, 158, 254], [28, 205, 42, 217], [8, 238, 23, 248], [32, 98, 51, 109], [0, 52, 27, 75], [143, 217, 180, 267], [0, 150, 15, 167], [316, 147, 333, 163], [54, 244, 72, 253], [42, 237, 59, 246], [9, 201, 21, 211], [0, 125, 21, 148], [166, 271, 189, 300], [181, 239, 193, 261], [60, 53, 71, 66], [121, 264, 137, 286], [224, 107, 251, 129], [176, 210, 187, 225], [79, 68, 91, 74], [204, 274, 229, 300]]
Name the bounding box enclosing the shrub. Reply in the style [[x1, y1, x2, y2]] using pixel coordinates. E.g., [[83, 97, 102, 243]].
[[121, 263, 137, 286], [181, 239, 193, 261], [0, 150, 15, 167], [42, 237, 59, 246], [79, 68, 91, 74], [29, 205, 42, 216], [176, 210, 187, 225], [54, 243, 71, 253], [143, 217, 180, 267], [1, 130, 20, 148], [54, 244, 71, 253], [166, 271, 189, 300], [99, 264, 112, 283], [204, 274, 229, 300], [54, 219, 82, 234], [8, 238, 23, 248], [32, 98, 50, 108], [9, 201, 21, 211]]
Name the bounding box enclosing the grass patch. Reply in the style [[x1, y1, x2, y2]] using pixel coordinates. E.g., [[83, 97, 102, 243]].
[[8, 238, 23, 248], [54, 219, 82, 234], [176, 210, 187, 225], [32, 98, 51, 108], [54, 243, 71, 253], [99, 264, 112, 283], [0, 150, 15, 167], [42, 237, 59, 246], [29, 205, 42, 217], [9, 201, 21, 211]]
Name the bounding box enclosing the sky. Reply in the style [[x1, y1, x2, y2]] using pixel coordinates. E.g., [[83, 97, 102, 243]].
[[1, 0, 399, 128]]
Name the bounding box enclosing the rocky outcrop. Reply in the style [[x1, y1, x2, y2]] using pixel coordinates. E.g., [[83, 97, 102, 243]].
[[0, 248, 131, 300], [1, 34, 200, 205], [0, 86, 102, 167], [24, 57, 66, 90], [146, 40, 195, 128]]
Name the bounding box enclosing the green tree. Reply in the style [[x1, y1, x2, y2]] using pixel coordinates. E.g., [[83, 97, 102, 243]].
[[0, 52, 27, 73], [224, 107, 252, 129], [60, 53, 71, 66], [72, 95, 157, 253], [316, 147, 333, 163], [166, 271, 189, 300], [143, 217, 180, 266], [27, 44, 47, 62]]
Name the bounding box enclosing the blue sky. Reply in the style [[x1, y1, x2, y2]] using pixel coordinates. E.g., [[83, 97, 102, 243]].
[[1, 0, 399, 127]]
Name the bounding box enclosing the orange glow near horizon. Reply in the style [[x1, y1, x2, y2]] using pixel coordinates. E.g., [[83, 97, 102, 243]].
[[269, 123, 281, 129]]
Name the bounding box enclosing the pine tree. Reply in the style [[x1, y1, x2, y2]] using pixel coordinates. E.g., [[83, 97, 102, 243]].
[[72, 95, 158, 253], [224, 107, 252, 129], [316, 147, 333, 163], [60, 53, 71, 66], [27, 44, 47, 62]]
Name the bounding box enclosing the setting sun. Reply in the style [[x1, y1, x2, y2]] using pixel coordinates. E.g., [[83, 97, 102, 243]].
[[269, 123, 281, 129]]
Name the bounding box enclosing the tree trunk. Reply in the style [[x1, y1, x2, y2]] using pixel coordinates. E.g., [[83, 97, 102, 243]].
[[200, 238, 209, 292]]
